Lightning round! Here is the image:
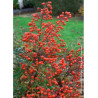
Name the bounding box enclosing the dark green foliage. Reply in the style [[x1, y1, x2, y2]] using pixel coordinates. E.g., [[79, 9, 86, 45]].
[[13, 0, 19, 9], [52, 0, 83, 15], [13, 0, 35, 9], [13, 0, 83, 15], [32, 0, 83, 15], [23, 0, 35, 8], [13, 68, 27, 98], [13, 48, 27, 98]]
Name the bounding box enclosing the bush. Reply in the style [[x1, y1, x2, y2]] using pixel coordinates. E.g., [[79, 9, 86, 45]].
[[33, 0, 83, 15], [52, 0, 82, 15], [78, 6, 84, 16], [13, 0, 35, 9], [23, 0, 35, 8], [13, 0, 19, 9], [13, 0, 83, 15], [14, 1, 84, 98]]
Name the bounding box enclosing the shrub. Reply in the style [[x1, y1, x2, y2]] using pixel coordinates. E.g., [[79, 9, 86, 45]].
[[23, 0, 35, 8], [33, 0, 83, 15], [52, 0, 82, 15], [13, 0, 83, 15], [13, 0, 19, 9], [13, 0, 35, 9], [78, 6, 84, 16], [14, 1, 84, 98]]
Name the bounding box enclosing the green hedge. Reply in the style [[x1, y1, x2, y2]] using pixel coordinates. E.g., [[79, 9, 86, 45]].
[[13, 0, 19, 9], [23, 0, 34, 8], [13, 0, 83, 15], [13, 0, 34, 9], [33, 0, 83, 15]]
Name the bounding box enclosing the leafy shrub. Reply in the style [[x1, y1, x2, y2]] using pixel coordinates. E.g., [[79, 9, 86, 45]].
[[52, 0, 82, 15], [13, 25, 27, 97], [23, 0, 35, 8], [13, 0, 83, 15], [13, 0, 35, 9], [13, 0, 19, 9], [14, 1, 84, 98], [33, 0, 83, 15], [78, 6, 84, 16]]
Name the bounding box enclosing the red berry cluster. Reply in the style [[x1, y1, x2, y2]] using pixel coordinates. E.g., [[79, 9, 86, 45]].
[[19, 1, 84, 98]]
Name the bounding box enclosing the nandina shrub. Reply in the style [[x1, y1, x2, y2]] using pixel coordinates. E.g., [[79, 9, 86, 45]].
[[17, 1, 84, 98]]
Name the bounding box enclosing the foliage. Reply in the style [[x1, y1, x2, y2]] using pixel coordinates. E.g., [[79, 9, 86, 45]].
[[14, 1, 84, 98], [13, 0, 35, 9], [13, 0, 83, 15], [13, 27, 27, 98], [13, 0, 19, 9], [23, 0, 35, 8], [32, 0, 83, 15], [78, 6, 84, 16]]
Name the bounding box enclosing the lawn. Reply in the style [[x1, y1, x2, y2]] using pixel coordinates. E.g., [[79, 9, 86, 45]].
[[13, 16, 84, 50]]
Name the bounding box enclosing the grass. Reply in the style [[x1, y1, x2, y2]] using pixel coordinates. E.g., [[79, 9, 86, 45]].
[[13, 16, 84, 50]]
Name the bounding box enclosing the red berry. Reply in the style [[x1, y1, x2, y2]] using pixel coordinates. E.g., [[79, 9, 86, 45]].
[[61, 80, 64, 84], [31, 76, 34, 79], [48, 1, 52, 4], [35, 77, 37, 80], [28, 22, 32, 26], [78, 43, 80, 45], [41, 2, 45, 5], [71, 71, 75, 75]]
